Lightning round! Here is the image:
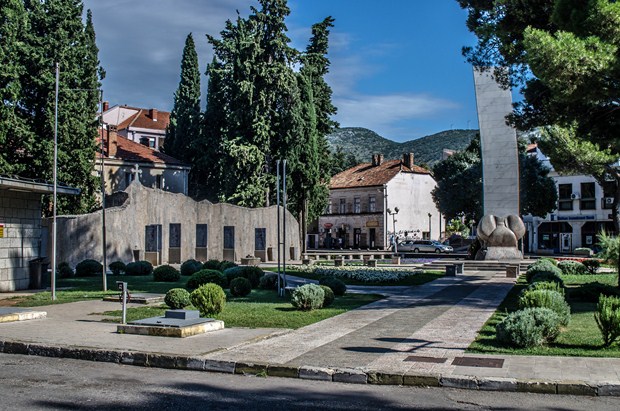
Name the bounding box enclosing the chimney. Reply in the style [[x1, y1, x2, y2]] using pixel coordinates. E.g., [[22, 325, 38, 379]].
[[371, 154, 377, 166], [103, 101, 109, 112], [107, 125, 118, 158], [403, 153, 414, 169], [149, 108, 158, 121], [377, 154, 384, 165]]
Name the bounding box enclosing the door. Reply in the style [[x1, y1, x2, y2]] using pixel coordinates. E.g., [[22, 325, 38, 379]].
[[354, 228, 361, 248], [561, 233, 572, 253], [369, 228, 376, 248]]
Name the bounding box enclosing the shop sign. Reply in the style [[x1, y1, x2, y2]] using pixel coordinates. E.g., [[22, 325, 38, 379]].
[[366, 220, 379, 228], [323, 223, 333, 229]]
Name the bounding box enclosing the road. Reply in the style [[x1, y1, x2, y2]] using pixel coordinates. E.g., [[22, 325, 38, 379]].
[[1, 354, 619, 410]]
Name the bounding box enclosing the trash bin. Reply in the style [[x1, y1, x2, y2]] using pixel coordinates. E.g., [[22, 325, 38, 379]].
[[29, 257, 50, 289]]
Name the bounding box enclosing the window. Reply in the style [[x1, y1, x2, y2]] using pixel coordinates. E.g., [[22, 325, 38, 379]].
[[580, 182, 596, 210], [156, 175, 163, 189], [558, 183, 573, 211], [255, 228, 266, 251], [354, 197, 361, 213], [339, 198, 346, 214], [196, 224, 208, 248], [169, 223, 181, 248], [140, 136, 156, 148], [325, 199, 332, 215], [145, 225, 162, 252], [369, 196, 376, 212], [125, 172, 133, 188], [223, 226, 235, 249]]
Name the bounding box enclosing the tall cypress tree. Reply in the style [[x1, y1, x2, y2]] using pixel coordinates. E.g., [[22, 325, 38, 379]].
[[164, 33, 201, 164]]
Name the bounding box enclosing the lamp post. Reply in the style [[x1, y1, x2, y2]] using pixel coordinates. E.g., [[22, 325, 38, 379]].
[[428, 213, 432, 240], [386, 207, 399, 253]]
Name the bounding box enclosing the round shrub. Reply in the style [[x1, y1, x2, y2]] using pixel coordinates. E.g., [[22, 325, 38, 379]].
[[518, 289, 571, 326], [165, 288, 191, 309], [230, 277, 252, 297], [187, 269, 227, 290], [75, 259, 103, 277], [531, 271, 564, 287], [219, 261, 238, 271], [496, 310, 544, 348], [538, 257, 558, 266], [525, 261, 562, 283], [202, 259, 222, 271], [319, 285, 335, 307], [259, 273, 284, 290], [57, 262, 74, 278], [224, 266, 264, 288], [108, 261, 126, 276], [582, 259, 601, 274], [125, 260, 153, 276], [524, 280, 565, 297], [153, 265, 181, 282], [557, 260, 588, 276], [526, 307, 562, 342], [180, 259, 203, 276], [291, 284, 325, 311], [319, 276, 347, 296], [190, 283, 226, 316]]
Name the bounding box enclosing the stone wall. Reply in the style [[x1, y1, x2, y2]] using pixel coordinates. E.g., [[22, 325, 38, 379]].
[[0, 189, 42, 291], [43, 181, 300, 268]]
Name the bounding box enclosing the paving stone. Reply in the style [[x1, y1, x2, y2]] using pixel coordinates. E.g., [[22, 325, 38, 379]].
[[516, 379, 557, 394], [299, 366, 334, 381], [367, 370, 404, 385], [556, 380, 597, 396], [120, 352, 147, 366], [204, 359, 236, 374], [235, 361, 268, 375], [478, 377, 517, 392], [403, 373, 441, 387], [441, 375, 478, 390], [597, 383, 620, 396], [147, 354, 178, 369], [267, 365, 299, 378], [333, 368, 367, 384], [185, 357, 206, 371]]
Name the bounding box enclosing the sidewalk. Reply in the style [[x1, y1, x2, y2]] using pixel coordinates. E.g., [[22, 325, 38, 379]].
[[1, 269, 620, 396]]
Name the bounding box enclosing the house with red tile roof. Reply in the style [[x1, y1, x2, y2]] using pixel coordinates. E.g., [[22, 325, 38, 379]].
[[101, 103, 170, 150], [316, 153, 442, 250]]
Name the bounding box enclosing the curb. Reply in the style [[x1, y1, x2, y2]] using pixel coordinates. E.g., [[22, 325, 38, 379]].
[[1, 339, 618, 396]]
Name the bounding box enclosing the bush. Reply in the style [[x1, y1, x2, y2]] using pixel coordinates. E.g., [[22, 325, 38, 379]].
[[224, 266, 264, 288], [153, 265, 181, 282], [319, 285, 335, 307], [202, 259, 222, 271], [519, 289, 571, 326], [569, 282, 620, 302], [108, 261, 126, 276], [180, 259, 203, 277], [187, 269, 227, 290], [582, 259, 601, 274], [557, 260, 588, 276], [531, 271, 564, 287], [125, 260, 153, 276], [496, 310, 544, 348], [291, 284, 325, 311], [319, 276, 347, 296], [229, 277, 252, 297], [538, 257, 558, 266], [219, 261, 238, 271], [259, 273, 284, 290], [75, 259, 103, 277], [526, 307, 562, 342], [525, 260, 562, 283], [190, 283, 226, 316], [164, 288, 191, 309], [57, 262, 74, 278], [595, 294, 620, 347], [524, 281, 565, 297]]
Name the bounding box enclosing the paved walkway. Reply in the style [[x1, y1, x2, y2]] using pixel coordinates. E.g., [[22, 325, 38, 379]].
[[2, 269, 620, 396]]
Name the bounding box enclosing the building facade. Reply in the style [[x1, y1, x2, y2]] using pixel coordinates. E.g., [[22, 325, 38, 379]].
[[101, 103, 170, 150]]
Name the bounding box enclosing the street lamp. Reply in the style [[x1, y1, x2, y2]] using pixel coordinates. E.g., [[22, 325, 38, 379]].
[[428, 213, 432, 239], [386, 207, 399, 253]]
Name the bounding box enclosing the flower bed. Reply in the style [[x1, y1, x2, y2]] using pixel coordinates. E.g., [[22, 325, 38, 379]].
[[297, 265, 423, 283]]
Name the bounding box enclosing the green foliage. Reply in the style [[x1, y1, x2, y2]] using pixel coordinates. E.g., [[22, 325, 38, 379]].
[[202, 259, 222, 271], [219, 261, 237, 272], [108, 261, 126, 276], [597, 231, 619, 275], [526, 259, 563, 283], [229, 277, 252, 297], [258, 273, 284, 290], [526, 307, 562, 343], [496, 310, 544, 348], [538, 257, 558, 266], [164, 288, 191, 309], [531, 271, 564, 287], [125, 261, 153, 276], [75, 259, 102, 277], [446, 218, 470, 238], [319, 284, 335, 308], [318, 276, 347, 296], [557, 260, 588, 276], [180, 259, 203, 276], [582, 259, 601, 274], [57, 262, 74, 279], [190, 283, 226, 316], [524, 281, 565, 297], [224, 266, 264, 288], [153, 265, 181, 282], [187, 269, 227, 290], [518, 289, 570, 326], [595, 294, 620, 347], [291, 284, 324, 311], [569, 281, 620, 303]]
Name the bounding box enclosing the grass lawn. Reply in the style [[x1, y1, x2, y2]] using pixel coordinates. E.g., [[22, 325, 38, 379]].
[[272, 268, 445, 287], [99, 289, 383, 329], [468, 273, 620, 357]]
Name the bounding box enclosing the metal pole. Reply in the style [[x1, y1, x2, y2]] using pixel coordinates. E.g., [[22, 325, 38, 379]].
[[276, 160, 281, 295], [51, 63, 59, 301], [283, 160, 287, 294], [100, 90, 107, 291]]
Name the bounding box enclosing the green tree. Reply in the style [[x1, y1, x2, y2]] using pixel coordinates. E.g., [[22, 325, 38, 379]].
[[329, 146, 360, 176], [597, 230, 620, 287], [458, 0, 620, 233], [164, 33, 201, 166]]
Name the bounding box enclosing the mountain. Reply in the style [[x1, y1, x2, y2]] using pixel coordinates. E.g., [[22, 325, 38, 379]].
[[326, 127, 478, 166]]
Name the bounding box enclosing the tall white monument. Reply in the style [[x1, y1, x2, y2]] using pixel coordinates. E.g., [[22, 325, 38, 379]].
[[473, 67, 525, 260]]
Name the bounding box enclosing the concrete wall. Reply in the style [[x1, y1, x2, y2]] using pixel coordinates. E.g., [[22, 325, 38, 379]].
[[0, 189, 43, 291], [43, 181, 300, 268]]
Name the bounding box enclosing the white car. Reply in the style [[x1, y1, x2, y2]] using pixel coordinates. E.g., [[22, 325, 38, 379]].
[[398, 240, 453, 253]]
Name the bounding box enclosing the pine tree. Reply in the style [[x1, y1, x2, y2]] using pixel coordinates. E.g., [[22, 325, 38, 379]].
[[164, 33, 201, 164]]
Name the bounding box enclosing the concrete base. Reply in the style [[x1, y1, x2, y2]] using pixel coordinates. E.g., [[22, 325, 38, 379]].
[[117, 319, 224, 338], [102, 293, 165, 304], [0, 308, 47, 323], [483, 247, 522, 261]]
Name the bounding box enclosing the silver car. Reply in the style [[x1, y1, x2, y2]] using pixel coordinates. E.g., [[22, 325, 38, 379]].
[[398, 240, 453, 253]]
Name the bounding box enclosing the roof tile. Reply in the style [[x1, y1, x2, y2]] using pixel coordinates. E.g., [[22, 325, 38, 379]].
[[330, 159, 430, 189]]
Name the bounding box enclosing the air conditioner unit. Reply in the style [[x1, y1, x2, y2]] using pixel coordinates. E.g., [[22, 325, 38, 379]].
[[605, 197, 614, 205], [570, 193, 580, 200]]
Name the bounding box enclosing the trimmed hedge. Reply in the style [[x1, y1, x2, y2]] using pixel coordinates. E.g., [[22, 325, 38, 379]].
[[319, 276, 347, 296], [518, 289, 571, 326], [319, 285, 335, 307], [190, 283, 226, 316], [223, 266, 264, 288], [569, 281, 620, 302], [530, 271, 565, 287], [525, 260, 562, 283], [229, 277, 252, 297], [108, 261, 126, 276], [180, 259, 203, 276], [187, 269, 227, 290], [582, 259, 601, 274], [291, 284, 324, 311], [75, 259, 103, 277], [259, 273, 283, 290], [165, 288, 191, 309], [153, 265, 181, 282], [125, 260, 153, 276], [57, 262, 74, 279], [202, 259, 222, 271], [219, 261, 238, 271], [524, 280, 565, 297], [496, 307, 561, 348], [557, 260, 588, 276]]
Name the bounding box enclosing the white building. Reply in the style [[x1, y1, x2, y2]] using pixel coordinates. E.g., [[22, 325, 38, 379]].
[[101, 103, 169, 150], [316, 154, 442, 250], [523, 145, 616, 254]]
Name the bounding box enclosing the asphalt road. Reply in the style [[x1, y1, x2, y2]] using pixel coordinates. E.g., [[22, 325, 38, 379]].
[[1, 354, 620, 410]]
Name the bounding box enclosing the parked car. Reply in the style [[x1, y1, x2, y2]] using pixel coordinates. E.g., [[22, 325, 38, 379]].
[[398, 239, 453, 253]]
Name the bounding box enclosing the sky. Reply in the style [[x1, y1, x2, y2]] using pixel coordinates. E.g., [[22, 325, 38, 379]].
[[83, 0, 480, 143]]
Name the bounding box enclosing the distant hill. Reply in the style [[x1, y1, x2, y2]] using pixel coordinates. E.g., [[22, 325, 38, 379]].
[[326, 127, 478, 166]]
